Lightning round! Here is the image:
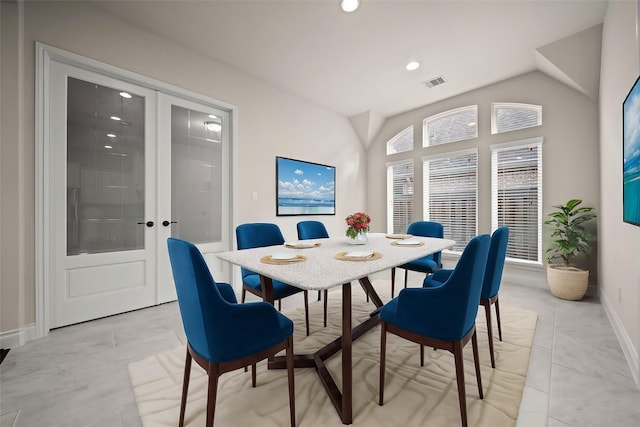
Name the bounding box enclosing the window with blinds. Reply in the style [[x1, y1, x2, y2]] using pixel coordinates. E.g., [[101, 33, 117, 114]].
[[387, 125, 414, 155], [491, 103, 542, 134], [423, 105, 478, 147], [387, 161, 414, 234], [423, 149, 477, 252], [491, 138, 543, 263]]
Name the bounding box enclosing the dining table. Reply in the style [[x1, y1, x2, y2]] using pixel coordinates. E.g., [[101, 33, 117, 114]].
[[215, 232, 455, 424]]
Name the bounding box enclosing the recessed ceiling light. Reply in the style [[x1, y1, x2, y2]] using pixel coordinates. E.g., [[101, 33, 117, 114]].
[[104, 145, 113, 149], [107, 133, 116, 138], [468, 122, 477, 127], [341, 0, 359, 13], [110, 116, 121, 121], [406, 61, 420, 71], [208, 114, 218, 119], [119, 92, 132, 99]]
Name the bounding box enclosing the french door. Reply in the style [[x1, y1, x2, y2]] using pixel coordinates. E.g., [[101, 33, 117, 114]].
[[47, 60, 231, 328]]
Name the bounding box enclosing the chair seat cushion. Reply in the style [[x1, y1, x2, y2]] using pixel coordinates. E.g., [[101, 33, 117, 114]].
[[400, 257, 438, 274], [243, 274, 303, 300]]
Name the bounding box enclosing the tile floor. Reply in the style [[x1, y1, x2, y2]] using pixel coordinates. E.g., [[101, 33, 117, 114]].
[[1, 274, 639, 427]]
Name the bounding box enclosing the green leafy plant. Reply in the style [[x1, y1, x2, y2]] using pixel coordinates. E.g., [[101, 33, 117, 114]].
[[545, 199, 596, 266]]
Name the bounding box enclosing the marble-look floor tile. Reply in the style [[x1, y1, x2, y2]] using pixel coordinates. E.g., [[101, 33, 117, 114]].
[[516, 384, 548, 427], [547, 417, 571, 427], [548, 364, 640, 426], [525, 344, 552, 392], [1, 281, 637, 427], [552, 330, 636, 390]]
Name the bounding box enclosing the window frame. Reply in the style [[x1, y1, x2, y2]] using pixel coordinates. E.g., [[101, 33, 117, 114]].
[[386, 159, 415, 234], [386, 125, 414, 155], [491, 137, 543, 265], [423, 105, 478, 147], [491, 102, 542, 135], [422, 148, 478, 253]]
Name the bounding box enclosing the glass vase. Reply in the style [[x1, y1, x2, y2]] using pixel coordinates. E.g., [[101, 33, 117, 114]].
[[347, 231, 368, 245]]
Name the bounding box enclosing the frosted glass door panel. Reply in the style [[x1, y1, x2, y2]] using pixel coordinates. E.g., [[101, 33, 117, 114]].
[[67, 78, 145, 255], [171, 105, 222, 244]]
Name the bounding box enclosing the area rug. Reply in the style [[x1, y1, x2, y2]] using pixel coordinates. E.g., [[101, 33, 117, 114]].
[[128, 281, 537, 426]]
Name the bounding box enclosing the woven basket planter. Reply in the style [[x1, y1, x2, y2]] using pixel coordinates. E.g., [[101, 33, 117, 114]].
[[547, 265, 589, 300]]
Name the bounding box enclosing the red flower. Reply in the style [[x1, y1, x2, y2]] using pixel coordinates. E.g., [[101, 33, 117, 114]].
[[345, 212, 371, 239]]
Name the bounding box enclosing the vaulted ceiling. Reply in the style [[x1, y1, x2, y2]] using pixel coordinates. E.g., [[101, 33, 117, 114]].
[[91, 0, 607, 121]]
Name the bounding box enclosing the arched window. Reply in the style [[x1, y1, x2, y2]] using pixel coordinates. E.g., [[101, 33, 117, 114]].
[[423, 105, 478, 147], [386, 125, 413, 155], [491, 102, 542, 134]]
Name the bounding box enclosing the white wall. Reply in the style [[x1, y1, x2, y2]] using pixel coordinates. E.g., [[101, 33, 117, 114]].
[[599, 0, 640, 381], [0, 1, 365, 335], [367, 71, 600, 290]]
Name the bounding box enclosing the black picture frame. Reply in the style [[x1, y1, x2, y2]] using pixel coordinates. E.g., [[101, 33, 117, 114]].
[[623, 75, 640, 226], [276, 156, 336, 216]]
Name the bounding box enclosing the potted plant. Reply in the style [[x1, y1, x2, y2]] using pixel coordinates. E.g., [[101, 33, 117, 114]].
[[545, 199, 596, 300]]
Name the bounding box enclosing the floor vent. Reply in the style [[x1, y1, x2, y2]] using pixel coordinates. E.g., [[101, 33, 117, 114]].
[[424, 76, 446, 88]]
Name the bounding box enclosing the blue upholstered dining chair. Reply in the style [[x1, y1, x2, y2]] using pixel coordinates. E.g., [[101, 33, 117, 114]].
[[424, 226, 509, 368], [236, 223, 310, 336], [390, 221, 444, 297], [167, 237, 296, 427], [378, 234, 491, 427], [296, 221, 330, 327]]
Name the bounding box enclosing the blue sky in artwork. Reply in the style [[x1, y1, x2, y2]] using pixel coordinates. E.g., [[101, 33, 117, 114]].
[[277, 158, 335, 201], [624, 83, 640, 178]]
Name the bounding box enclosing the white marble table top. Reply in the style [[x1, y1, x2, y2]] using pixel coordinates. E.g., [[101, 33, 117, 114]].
[[215, 233, 455, 291]]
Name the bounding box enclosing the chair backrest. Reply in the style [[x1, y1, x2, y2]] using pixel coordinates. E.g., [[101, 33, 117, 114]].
[[167, 237, 233, 362], [297, 220, 330, 240], [441, 234, 491, 338], [406, 221, 445, 265], [481, 226, 509, 300], [236, 223, 286, 279]]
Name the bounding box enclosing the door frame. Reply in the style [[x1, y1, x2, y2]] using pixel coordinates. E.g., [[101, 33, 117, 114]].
[[35, 42, 237, 338]]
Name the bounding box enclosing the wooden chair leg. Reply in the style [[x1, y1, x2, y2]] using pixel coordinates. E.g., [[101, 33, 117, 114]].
[[241, 288, 246, 303], [251, 363, 257, 387], [495, 296, 503, 341], [286, 337, 296, 427], [303, 290, 309, 336], [483, 300, 496, 368], [317, 290, 321, 301], [278, 299, 282, 311], [472, 330, 483, 399], [453, 341, 468, 427], [404, 269, 409, 290], [206, 363, 219, 427], [179, 348, 192, 427], [420, 344, 424, 367], [323, 289, 328, 327], [390, 268, 396, 298], [379, 322, 387, 405]]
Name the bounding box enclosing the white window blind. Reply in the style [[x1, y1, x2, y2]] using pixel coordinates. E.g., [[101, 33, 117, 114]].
[[386, 125, 413, 155], [423, 149, 477, 252], [491, 138, 543, 263], [423, 105, 478, 147], [387, 160, 414, 234], [491, 102, 542, 134]]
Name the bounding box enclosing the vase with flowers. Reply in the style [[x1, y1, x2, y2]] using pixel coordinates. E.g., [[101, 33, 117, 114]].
[[345, 212, 371, 244]]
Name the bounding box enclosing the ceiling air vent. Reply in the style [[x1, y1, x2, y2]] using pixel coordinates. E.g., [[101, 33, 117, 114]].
[[424, 76, 446, 88]]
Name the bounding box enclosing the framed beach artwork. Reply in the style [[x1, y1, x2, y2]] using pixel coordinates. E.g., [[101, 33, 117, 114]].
[[276, 156, 336, 216], [623, 75, 640, 226]]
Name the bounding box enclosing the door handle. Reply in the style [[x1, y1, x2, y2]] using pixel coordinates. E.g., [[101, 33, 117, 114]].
[[137, 221, 155, 227], [162, 220, 178, 227]]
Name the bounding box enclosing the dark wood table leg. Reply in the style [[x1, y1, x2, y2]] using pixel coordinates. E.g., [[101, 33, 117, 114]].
[[259, 275, 275, 305], [265, 277, 384, 425], [342, 282, 353, 424]]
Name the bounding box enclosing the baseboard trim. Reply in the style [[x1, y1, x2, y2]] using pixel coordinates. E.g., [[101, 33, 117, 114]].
[[0, 323, 37, 349], [600, 291, 640, 389]]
